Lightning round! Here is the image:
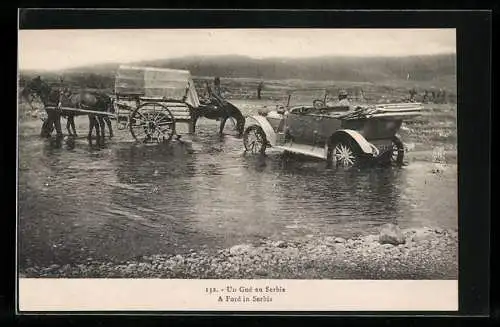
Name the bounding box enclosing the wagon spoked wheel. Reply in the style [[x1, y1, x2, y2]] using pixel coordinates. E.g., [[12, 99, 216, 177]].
[[243, 125, 267, 155], [129, 102, 176, 144]]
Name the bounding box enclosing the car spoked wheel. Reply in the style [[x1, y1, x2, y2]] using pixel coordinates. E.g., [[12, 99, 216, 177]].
[[389, 136, 405, 166], [379, 136, 405, 166], [327, 139, 361, 168], [243, 125, 267, 155], [334, 142, 357, 167]]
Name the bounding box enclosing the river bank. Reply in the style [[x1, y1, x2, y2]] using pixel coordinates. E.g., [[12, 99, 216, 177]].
[[20, 225, 458, 280]]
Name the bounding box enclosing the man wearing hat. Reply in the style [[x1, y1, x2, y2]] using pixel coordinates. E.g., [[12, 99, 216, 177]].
[[336, 89, 351, 108], [325, 89, 351, 109]]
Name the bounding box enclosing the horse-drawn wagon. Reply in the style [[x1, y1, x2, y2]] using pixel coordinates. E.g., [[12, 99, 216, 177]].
[[22, 65, 245, 142]]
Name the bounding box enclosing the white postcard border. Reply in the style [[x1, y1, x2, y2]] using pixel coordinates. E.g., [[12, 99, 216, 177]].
[[18, 279, 458, 312]]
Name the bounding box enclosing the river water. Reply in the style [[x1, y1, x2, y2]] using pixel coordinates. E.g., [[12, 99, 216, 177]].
[[18, 116, 458, 268]]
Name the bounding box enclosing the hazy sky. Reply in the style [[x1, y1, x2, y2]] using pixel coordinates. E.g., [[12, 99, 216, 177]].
[[18, 28, 456, 71]]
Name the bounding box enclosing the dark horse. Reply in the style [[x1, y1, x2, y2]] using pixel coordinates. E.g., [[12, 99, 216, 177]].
[[21, 77, 113, 140], [59, 87, 114, 138], [191, 91, 245, 137], [59, 88, 114, 138]]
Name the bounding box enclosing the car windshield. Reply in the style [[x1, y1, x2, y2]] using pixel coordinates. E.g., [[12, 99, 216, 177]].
[[284, 89, 327, 108]]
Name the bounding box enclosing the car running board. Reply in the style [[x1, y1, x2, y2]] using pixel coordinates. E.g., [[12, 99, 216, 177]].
[[274, 143, 327, 160]]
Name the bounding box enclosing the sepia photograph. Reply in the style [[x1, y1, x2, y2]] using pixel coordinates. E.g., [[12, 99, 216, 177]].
[[17, 22, 462, 311]]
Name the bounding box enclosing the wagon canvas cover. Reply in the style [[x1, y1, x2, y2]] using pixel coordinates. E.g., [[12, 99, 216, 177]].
[[115, 65, 201, 107]]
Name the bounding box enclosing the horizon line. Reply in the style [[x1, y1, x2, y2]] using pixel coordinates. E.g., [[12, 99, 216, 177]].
[[19, 52, 457, 73]]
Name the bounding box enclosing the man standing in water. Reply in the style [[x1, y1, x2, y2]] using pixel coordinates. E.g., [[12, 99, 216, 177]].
[[29, 75, 62, 138], [257, 80, 264, 100], [214, 76, 221, 96]]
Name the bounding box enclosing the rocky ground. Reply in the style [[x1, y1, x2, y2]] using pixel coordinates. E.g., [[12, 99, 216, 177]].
[[20, 224, 458, 280]]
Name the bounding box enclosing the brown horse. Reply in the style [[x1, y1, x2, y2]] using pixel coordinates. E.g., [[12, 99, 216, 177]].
[[191, 90, 245, 137], [21, 77, 113, 140], [191, 102, 245, 137]]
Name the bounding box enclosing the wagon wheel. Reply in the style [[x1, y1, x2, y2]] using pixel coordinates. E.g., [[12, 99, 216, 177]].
[[243, 125, 267, 155], [129, 102, 176, 144]]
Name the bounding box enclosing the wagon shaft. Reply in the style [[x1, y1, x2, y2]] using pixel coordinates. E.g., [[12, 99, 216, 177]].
[[45, 106, 116, 117]]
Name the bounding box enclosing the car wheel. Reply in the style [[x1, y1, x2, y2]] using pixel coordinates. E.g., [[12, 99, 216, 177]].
[[327, 138, 361, 168], [390, 136, 405, 166], [243, 125, 267, 155], [381, 136, 405, 166]]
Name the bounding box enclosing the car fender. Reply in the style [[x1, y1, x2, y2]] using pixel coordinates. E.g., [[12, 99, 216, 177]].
[[244, 115, 277, 146], [331, 129, 378, 155]]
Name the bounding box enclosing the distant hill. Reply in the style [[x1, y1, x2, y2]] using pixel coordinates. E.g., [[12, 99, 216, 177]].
[[19, 53, 456, 88]]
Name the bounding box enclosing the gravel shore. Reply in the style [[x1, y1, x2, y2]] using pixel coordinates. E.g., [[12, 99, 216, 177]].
[[20, 225, 458, 280]]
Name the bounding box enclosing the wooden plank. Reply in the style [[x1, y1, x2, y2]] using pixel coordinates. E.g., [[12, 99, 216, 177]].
[[168, 108, 190, 112], [169, 111, 191, 116], [138, 109, 190, 116], [139, 97, 186, 103], [364, 112, 423, 118], [139, 103, 190, 108]]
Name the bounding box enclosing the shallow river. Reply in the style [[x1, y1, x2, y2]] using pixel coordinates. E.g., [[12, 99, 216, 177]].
[[18, 115, 457, 267]]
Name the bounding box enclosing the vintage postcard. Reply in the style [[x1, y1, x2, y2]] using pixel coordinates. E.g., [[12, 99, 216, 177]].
[[17, 17, 460, 312]]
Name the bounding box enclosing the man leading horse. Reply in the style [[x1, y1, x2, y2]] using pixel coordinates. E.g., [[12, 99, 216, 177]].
[[21, 76, 114, 140]]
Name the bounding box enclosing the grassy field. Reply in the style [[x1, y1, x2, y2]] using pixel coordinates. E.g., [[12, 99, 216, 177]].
[[192, 76, 456, 103]]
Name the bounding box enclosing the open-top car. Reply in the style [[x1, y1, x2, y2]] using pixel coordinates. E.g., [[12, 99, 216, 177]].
[[242, 88, 423, 167]]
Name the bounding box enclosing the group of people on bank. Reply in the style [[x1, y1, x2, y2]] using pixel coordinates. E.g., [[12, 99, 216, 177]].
[[408, 88, 448, 103]]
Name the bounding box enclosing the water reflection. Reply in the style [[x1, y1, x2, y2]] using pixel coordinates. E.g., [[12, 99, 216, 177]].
[[42, 136, 63, 153], [114, 143, 197, 183], [339, 168, 403, 227], [105, 143, 220, 259], [189, 149, 286, 244], [65, 136, 76, 151], [20, 135, 119, 265], [239, 154, 405, 237]]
